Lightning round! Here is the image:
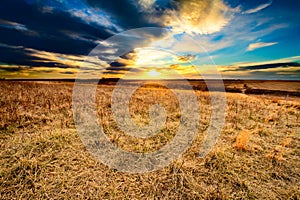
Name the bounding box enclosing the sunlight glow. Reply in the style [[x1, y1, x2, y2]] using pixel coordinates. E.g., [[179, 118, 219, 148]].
[[147, 69, 161, 77]]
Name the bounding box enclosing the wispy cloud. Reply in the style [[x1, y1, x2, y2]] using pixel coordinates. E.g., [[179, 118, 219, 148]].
[[218, 55, 300, 74], [0, 19, 38, 36], [244, 1, 273, 14], [0, 65, 79, 79], [235, 56, 300, 67], [69, 8, 122, 32], [247, 42, 278, 51], [218, 55, 300, 79], [0, 43, 23, 49], [0, 19, 28, 31]]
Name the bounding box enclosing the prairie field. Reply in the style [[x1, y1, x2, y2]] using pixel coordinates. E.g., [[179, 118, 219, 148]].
[[0, 81, 299, 199]]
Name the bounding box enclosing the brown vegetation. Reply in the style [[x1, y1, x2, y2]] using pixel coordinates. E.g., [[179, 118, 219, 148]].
[[233, 130, 251, 151], [0, 81, 299, 199]]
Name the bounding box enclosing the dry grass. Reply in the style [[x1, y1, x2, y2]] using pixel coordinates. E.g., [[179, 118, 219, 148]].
[[0, 81, 299, 199], [245, 80, 300, 93], [233, 130, 251, 151], [266, 138, 293, 162]]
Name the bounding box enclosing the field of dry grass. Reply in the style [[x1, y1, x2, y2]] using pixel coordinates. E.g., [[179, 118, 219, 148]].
[[0, 81, 299, 199]]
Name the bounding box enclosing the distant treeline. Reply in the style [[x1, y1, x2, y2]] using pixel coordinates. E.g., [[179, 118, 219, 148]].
[[1, 78, 299, 97]]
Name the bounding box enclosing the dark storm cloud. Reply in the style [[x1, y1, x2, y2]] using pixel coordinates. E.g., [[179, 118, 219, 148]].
[[110, 62, 127, 67], [84, 0, 168, 58], [108, 51, 137, 67], [0, 0, 113, 55], [101, 51, 137, 77], [86, 0, 162, 28], [0, 45, 79, 69], [0, 0, 117, 69]]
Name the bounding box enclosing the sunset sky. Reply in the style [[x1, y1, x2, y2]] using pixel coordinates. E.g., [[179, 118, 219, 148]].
[[0, 0, 299, 79]]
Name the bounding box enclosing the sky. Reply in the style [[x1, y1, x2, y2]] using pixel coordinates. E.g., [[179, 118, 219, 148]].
[[0, 0, 299, 80]]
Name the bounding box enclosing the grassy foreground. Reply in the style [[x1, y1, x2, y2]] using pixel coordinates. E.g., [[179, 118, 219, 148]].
[[0, 81, 299, 199]]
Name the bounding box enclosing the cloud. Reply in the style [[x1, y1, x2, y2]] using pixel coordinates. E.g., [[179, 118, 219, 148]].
[[0, 19, 38, 36], [169, 33, 233, 54], [0, 43, 106, 71], [69, 8, 122, 32], [101, 50, 138, 76], [155, 0, 237, 35], [219, 64, 300, 80], [219, 56, 300, 79], [137, 0, 156, 12], [225, 62, 300, 72], [177, 54, 196, 62], [0, 19, 28, 31], [0, 0, 114, 56], [135, 48, 173, 63], [244, 1, 272, 14], [0, 65, 79, 79], [86, 0, 161, 28], [228, 56, 300, 68], [247, 42, 278, 51]]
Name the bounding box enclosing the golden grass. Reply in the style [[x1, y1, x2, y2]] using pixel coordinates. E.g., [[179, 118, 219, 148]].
[[266, 138, 293, 162], [233, 130, 251, 151], [0, 81, 299, 199]]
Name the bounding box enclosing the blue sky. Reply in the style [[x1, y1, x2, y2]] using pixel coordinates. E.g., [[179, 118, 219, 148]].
[[0, 0, 299, 79]]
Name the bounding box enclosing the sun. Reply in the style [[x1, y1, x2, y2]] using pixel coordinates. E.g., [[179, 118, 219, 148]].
[[147, 69, 161, 77]]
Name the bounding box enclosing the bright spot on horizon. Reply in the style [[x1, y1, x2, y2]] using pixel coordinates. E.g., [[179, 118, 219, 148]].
[[147, 69, 161, 77]]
